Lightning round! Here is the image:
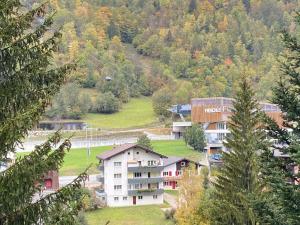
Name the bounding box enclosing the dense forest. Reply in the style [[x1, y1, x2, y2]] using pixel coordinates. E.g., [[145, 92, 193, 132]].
[[33, 0, 300, 119]]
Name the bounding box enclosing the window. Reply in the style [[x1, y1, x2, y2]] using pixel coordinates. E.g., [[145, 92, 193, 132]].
[[164, 181, 169, 186], [153, 195, 158, 199], [114, 185, 122, 190], [134, 172, 142, 178], [114, 162, 122, 166], [138, 196, 143, 200], [134, 183, 143, 189], [114, 197, 119, 201], [181, 161, 186, 166], [114, 173, 122, 178], [163, 172, 168, 176], [128, 152, 130, 155], [217, 122, 226, 130], [148, 160, 156, 166], [217, 133, 226, 141], [136, 151, 139, 155], [123, 197, 127, 201]]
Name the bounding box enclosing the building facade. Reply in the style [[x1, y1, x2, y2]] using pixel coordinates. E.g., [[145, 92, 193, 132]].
[[42, 170, 59, 190], [162, 156, 202, 189], [96, 144, 166, 207], [191, 97, 282, 166]]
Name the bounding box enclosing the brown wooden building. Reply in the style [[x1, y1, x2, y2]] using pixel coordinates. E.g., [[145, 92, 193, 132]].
[[191, 97, 283, 166], [191, 97, 282, 126]]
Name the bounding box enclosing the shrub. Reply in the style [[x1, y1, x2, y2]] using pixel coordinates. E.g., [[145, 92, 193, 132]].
[[93, 92, 120, 114], [164, 208, 176, 221], [152, 88, 174, 118], [137, 134, 152, 149]]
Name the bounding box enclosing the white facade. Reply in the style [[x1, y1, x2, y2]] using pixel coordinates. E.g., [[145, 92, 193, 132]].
[[161, 158, 201, 190], [162, 163, 178, 189], [97, 145, 165, 207]]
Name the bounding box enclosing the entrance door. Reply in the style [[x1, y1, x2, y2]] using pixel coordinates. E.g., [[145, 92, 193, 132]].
[[172, 181, 176, 189], [133, 196, 136, 205]]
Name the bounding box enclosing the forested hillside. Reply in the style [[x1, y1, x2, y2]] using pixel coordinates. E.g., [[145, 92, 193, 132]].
[[39, 0, 300, 119]]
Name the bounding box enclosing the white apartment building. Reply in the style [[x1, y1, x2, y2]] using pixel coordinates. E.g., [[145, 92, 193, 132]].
[[96, 143, 166, 207], [162, 156, 202, 189]]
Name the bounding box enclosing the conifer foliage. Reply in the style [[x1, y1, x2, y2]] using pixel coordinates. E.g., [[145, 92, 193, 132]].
[[258, 14, 300, 225], [213, 78, 266, 225], [0, 1, 87, 224]]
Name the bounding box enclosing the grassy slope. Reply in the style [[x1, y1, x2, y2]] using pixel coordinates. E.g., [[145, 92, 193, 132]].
[[86, 205, 174, 225], [83, 97, 157, 129], [17, 140, 204, 176], [164, 190, 179, 197]]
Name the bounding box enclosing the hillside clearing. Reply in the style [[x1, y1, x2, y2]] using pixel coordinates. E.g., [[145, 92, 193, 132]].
[[83, 97, 158, 129]]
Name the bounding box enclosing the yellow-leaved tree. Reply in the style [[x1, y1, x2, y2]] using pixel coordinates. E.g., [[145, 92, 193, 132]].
[[175, 166, 211, 225]]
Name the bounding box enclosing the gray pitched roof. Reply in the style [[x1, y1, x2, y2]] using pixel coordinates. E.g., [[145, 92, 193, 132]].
[[96, 143, 167, 160], [163, 156, 201, 167]]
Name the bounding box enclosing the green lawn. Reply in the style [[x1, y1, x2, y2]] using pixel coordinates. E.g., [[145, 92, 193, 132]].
[[164, 190, 179, 197], [83, 97, 158, 129], [151, 140, 203, 161], [85, 205, 174, 225], [18, 140, 204, 176]]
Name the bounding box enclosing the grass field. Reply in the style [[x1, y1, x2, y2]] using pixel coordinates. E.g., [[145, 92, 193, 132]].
[[164, 190, 179, 197], [85, 205, 174, 225], [83, 97, 157, 129], [17, 140, 205, 176], [60, 140, 204, 175]]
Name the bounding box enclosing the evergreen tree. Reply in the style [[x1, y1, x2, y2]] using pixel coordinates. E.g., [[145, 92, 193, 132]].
[[184, 124, 206, 151], [107, 20, 120, 39], [258, 17, 300, 225], [0, 1, 87, 224], [212, 78, 267, 225], [137, 134, 152, 149]]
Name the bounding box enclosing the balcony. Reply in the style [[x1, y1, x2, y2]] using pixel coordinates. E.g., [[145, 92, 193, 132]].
[[128, 188, 164, 196], [95, 188, 106, 197], [96, 175, 104, 183], [128, 177, 163, 184], [98, 165, 104, 171], [163, 176, 181, 181], [128, 166, 164, 173]]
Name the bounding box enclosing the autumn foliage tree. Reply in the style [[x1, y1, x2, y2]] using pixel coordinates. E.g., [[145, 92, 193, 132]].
[[175, 166, 211, 225]]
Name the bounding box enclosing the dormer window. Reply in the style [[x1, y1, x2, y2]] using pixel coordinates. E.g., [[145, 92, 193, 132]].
[[136, 152, 139, 155], [181, 162, 186, 166]]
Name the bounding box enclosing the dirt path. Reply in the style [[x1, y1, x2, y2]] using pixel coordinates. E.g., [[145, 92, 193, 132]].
[[164, 193, 177, 209]]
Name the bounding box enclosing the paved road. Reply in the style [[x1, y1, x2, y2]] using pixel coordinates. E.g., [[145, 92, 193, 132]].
[[59, 174, 99, 188], [18, 133, 174, 152]]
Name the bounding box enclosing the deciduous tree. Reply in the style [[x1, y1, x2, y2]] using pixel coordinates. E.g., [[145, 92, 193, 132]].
[[184, 125, 206, 151], [137, 134, 153, 149]]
